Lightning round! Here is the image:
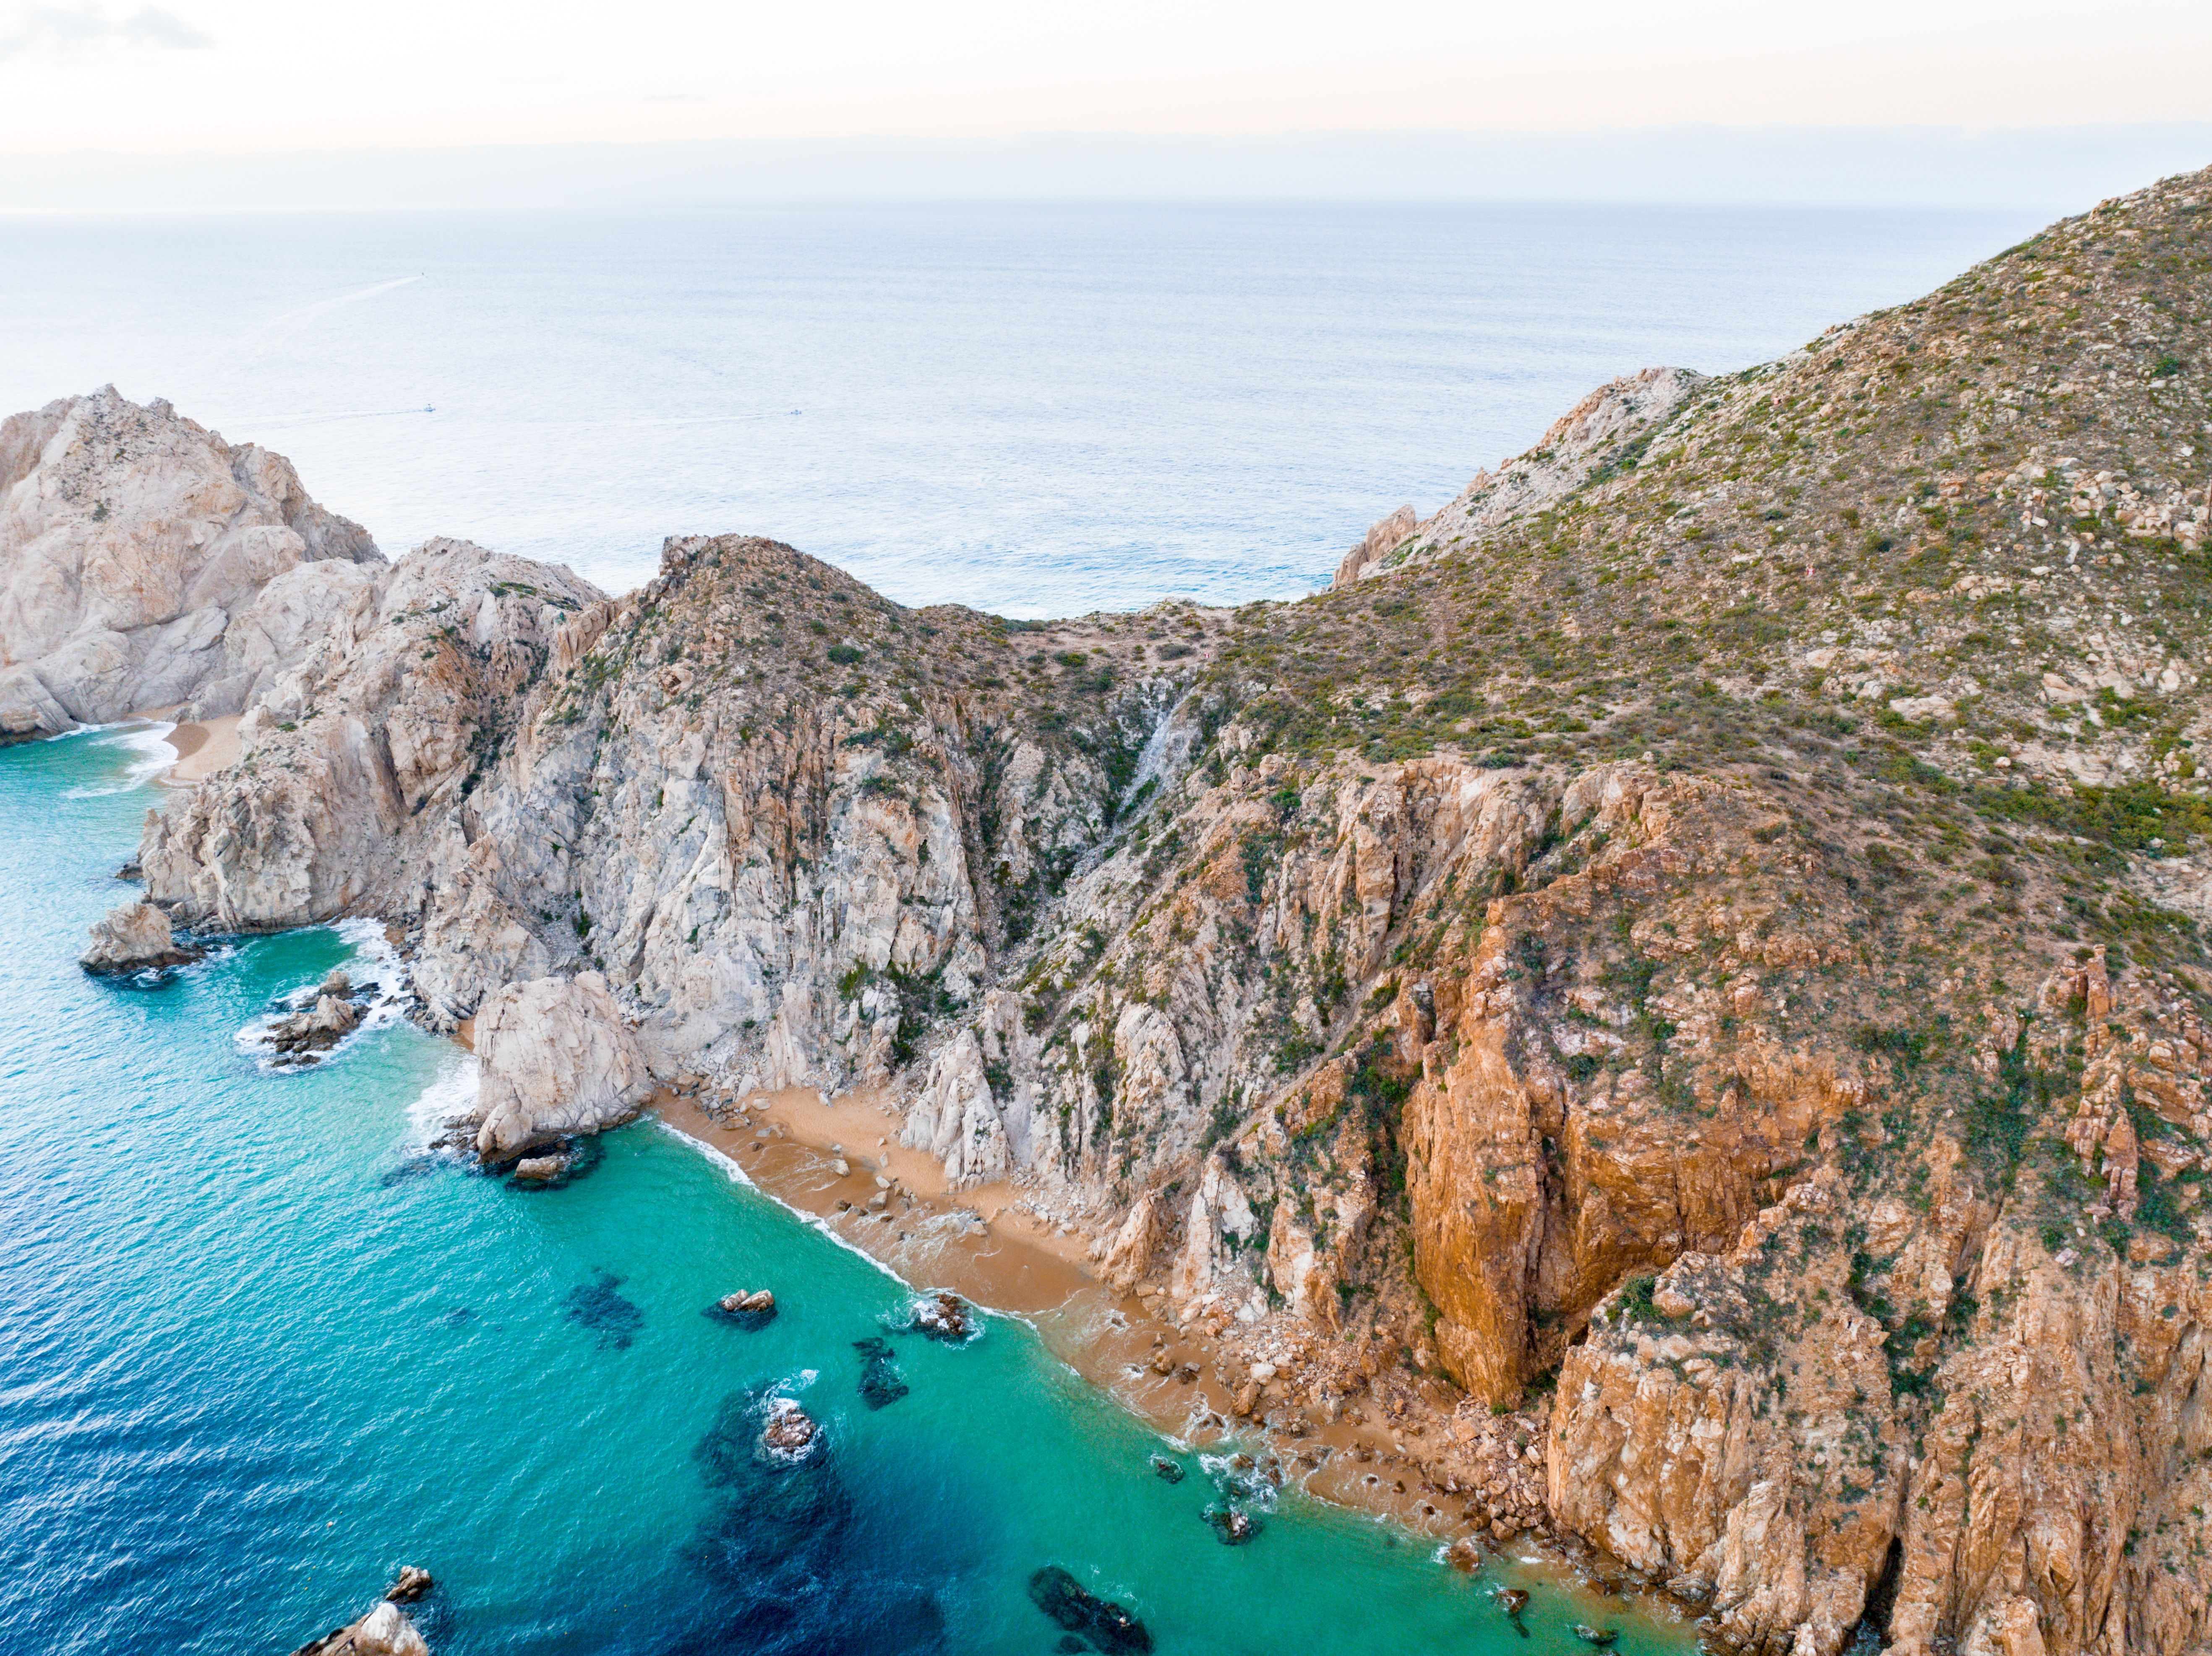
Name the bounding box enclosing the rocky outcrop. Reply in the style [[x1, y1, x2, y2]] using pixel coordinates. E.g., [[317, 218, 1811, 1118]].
[[1332, 503, 1419, 586], [472, 972, 653, 1158], [78, 900, 198, 973], [290, 1600, 428, 1656], [1333, 366, 1703, 584], [0, 387, 381, 738]]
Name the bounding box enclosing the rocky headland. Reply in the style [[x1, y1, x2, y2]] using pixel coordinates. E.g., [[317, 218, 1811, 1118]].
[[22, 167, 2212, 1656]]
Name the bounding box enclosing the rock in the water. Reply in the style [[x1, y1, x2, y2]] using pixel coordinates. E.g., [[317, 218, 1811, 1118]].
[[1497, 1588, 1529, 1617], [321, 968, 354, 998], [512, 1154, 566, 1183], [1444, 1536, 1485, 1573], [290, 1599, 428, 1656], [0, 386, 383, 741], [1203, 1505, 1259, 1546], [1149, 1455, 1184, 1484], [759, 1397, 819, 1459], [266, 990, 363, 1060], [472, 972, 652, 1159], [1573, 1627, 1619, 1647], [79, 901, 198, 974], [1027, 1565, 1153, 1656], [385, 1565, 433, 1603], [705, 1287, 778, 1328], [909, 1291, 975, 1342]]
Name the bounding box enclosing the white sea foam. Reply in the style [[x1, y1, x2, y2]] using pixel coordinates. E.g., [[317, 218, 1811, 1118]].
[[406, 1051, 482, 1143], [62, 721, 177, 797], [234, 919, 415, 1069]]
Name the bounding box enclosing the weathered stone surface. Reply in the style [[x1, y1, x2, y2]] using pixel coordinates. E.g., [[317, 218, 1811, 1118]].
[[0, 387, 381, 737], [473, 972, 652, 1158], [291, 1599, 429, 1656], [79, 900, 197, 973]]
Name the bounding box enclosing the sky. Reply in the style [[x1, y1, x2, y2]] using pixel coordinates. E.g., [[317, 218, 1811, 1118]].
[[4, 0, 2211, 156]]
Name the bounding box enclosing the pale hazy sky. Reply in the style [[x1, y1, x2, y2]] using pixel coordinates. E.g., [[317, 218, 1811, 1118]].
[[3, 0, 2211, 156]]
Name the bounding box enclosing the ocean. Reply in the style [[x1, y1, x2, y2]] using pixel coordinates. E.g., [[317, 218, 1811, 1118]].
[[0, 202, 2040, 613], [0, 202, 2038, 1651]]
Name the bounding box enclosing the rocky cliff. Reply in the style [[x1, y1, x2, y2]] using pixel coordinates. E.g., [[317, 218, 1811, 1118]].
[[100, 164, 2212, 1656], [0, 386, 382, 738]]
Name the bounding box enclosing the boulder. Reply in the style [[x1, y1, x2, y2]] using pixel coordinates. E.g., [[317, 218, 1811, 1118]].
[[758, 1398, 819, 1459], [472, 972, 652, 1159], [79, 901, 198, 973], [290, 1599, 428, 1656], [908, 1291, 975, 1342], [385, 1566, 433, 1603], [720, 1289, 776, 1315]]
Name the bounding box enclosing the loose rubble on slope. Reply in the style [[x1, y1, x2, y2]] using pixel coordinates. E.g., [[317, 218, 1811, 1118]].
[[30, 165, 2212, 1656]]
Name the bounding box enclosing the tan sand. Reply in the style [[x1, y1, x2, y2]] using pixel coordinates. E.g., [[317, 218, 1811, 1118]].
[[164, 715, 240, 784]]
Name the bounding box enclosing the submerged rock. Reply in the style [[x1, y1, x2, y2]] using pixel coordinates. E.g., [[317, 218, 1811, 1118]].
[[1027, 1566, 1153, 1655], [854, 1336, 910, 1409], [1149, 1455, 1184, 1484], [79, 901, 198, 974], [562, 1270, 643, 1350], [908, 1291, 975, 1343], [290, 1599, 428, 1656], [1573, 1627, 1619, 1647]]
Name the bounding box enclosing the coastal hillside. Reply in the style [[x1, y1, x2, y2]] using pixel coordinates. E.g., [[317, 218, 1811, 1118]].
[[44, 165, 2212, 1656]]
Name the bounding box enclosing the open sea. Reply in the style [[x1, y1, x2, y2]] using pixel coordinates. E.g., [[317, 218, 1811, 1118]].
[[0, 203, 2038, 612], [0, 203, 2037, 1651]]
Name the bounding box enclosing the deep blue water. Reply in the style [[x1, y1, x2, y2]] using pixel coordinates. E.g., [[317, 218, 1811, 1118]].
[[0, 728, 1703, 1653], [0, 202, 2038, 612]]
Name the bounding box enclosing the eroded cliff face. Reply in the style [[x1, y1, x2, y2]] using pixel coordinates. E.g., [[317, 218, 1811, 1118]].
[[109, 164, 2212, 1656], [0, 386, 381, 737]]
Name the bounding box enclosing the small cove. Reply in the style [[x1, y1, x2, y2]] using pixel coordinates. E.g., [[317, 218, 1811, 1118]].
[[0, 726, 1702, 1655]]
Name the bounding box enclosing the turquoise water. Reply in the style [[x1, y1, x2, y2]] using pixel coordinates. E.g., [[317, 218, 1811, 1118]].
[[0, 730, 1697, 1654]]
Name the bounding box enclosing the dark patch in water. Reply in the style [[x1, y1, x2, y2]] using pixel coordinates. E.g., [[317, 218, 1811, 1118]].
[[1028, 1567, 1152, 1655], [1056, 1638, 1090, 1654], [563, 1271, 643, 1351], [1203, 1505, 1261, 1546], [1149, 1455, 1184, 1484], [853, 1337, 909, 1410], [671, 1387, 946, 1655], [378, 1155, 439, 1187], [438, 1307, 475, 1328]]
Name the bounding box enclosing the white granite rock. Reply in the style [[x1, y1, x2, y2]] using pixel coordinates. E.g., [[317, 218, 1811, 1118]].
[[0, 387, 381, 737], [472, 972, 653, 1158]]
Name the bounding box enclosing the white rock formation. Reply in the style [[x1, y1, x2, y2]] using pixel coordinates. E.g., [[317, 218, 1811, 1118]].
[[79, 900, 198, 973], [472, 972, 654, 1158], [0, 387, 382, 737]]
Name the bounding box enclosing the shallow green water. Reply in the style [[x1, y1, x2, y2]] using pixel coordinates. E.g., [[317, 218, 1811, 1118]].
[[0, 726, 1698, 1656]]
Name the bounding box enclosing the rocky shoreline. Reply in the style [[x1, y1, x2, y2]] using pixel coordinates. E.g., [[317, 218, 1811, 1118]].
[[651, 1083, 1690, 1638], [26, 165, 2212, 1656]]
